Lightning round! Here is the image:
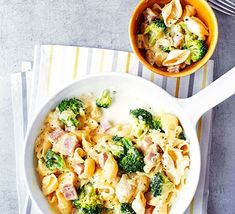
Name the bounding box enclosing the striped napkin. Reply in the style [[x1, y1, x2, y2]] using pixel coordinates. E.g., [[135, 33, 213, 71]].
[[11, 45, 214, 214]]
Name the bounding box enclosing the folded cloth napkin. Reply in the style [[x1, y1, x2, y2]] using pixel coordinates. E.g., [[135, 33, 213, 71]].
[[11, 45, 214, 214]]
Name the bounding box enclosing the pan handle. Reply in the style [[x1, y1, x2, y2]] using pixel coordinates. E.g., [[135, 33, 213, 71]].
[[178, 66, 235, 127]]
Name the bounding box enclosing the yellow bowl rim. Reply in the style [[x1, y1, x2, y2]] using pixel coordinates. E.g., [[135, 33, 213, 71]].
[[129, 0, 218, 78]]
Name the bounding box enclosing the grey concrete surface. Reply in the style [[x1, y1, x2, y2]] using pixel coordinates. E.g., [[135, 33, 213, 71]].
[[0, 0, 234, 213]]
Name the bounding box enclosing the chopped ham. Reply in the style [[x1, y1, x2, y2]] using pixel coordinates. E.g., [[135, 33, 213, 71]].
[[167, 63, 186, 73], [73, 163, 84, 175], [144, 152, 156, 163], [167, 65, 180, 73], [137, 34, 149, 49], [64, 136, 79, 156], [53, 133, 79, 156], [146, 50, 155, 65], [99, 152, 108, 168], [49, 128, 65, 142], [143, 8, 158, 23], [139, 136, 152, 152], [61, 184, 78, 200], [100, 120, 111, 132]]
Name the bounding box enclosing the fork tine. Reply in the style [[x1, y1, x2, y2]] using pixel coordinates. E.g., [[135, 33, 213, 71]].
[[225, 0, 235, 7], [209, 3, 235, 16], [208, 0, 235, 16], [215, 0, 235, 10]]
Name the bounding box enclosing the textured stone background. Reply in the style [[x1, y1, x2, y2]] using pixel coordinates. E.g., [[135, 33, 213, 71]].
[[0, 0, 234, 213]]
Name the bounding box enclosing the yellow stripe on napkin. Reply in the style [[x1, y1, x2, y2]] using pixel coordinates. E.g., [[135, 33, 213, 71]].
[[47, 46, 54, 95], [73, 47, 80, 79], [125, 52, 131, 73], [175, 77, 181, 98]]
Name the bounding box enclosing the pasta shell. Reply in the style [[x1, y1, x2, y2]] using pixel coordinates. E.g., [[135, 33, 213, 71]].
[[151, 41, 169, 67], [116, 174, 136, 203], [162, 0, 183, 27], [182, 5, 197, 18], [80, 158, 95, 179], [42, 174, 58, 196], [183, 16, 209, 40], [103, 154, 118, 183], [132, 192, 146, 214], [162, 49, 190, 66]]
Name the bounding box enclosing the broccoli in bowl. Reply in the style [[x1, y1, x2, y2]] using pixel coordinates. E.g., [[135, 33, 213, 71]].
[[137, 0, 209, 72]]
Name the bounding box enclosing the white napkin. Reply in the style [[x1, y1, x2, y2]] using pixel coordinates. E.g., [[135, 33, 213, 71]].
[[11, 45, 214, 214]]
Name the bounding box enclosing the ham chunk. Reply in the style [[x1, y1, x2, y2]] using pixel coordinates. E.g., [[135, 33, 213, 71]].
[[53, 133, 79, 156], [49, 128, 65, 142], [144, 152, 160, 173], [144, 152, 157, 163], [61, 184, 78, 200], [138, 136, 152, 152], [143, 8, 159, 23], [100, 120, 112, 132]]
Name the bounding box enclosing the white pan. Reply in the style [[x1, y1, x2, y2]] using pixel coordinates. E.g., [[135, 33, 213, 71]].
[[24, 67, 235, 214]]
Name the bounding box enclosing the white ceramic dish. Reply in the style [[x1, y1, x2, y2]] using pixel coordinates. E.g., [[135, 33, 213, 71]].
[[24, 67, 235, 214]]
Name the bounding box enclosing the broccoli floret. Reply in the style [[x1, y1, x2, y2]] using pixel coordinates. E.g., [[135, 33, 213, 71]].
[[151, 117, 164, 133], [183, 38, 208, 63], [97, 137, 125, 158], [179, 22, 191, 35], [58, 98, 84, 128], [73, 183, 103, 214], [59, 110, 79, 128], [159, 45, 171, 52], [45, 149, 66, 171], [120, 203, 136, 214], [130, 108, 153, 127], [178, 131, 186, 140], [109, 140, 125, 158], [118, 138, 145, 173], [103, 137, 144, 172], [96, 90, 112, 108], [112, 135, 123, 142], [151, 19, 167, 31], [144, 19, 166, 46], [130, 108, 164, 135], [150, 172, 163, 197], [150, 172, 175, 198], [58, 98, 83, 115]]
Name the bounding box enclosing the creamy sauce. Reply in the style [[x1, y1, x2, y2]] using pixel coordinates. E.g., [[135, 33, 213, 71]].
[[84, 87, 163, 124]]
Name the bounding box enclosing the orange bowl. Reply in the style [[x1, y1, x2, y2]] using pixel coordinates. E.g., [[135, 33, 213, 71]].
[[129, 0, 218, 77]]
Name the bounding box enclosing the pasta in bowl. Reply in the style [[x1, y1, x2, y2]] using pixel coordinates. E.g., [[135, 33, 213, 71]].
[[24, 73, 202, 214], [34, 89, 190, 214], [129, 0, 218, 77]]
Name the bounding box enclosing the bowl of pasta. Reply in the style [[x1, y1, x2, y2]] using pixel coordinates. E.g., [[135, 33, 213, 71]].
[[24, 69, 235, 214], [129, 0, 218, 77]]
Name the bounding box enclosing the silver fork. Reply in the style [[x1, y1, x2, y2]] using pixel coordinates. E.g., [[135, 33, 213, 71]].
[[208, 0, 235, 16]]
